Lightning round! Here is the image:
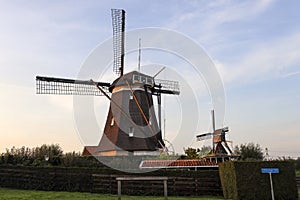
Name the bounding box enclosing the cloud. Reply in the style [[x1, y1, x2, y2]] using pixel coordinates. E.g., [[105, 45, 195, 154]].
[[281, 70, 300, 78], [203, 1, 272, 29], [215, 31, 300, 85], [167, 0, 274, 31], [0, 1, 112, 87]]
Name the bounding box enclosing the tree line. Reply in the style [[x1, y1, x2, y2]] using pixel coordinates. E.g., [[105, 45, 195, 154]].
[[1, 143, 299, 170], [0, 144, 100, 167], [184, 142, 300, 171]]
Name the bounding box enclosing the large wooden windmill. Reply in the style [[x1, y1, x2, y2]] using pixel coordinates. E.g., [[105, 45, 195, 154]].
[[36, 9, 180, 156]]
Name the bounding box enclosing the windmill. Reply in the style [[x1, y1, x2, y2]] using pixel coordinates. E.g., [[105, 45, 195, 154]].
[[35, 9, 180, 156], [196, 110, 238, 162]]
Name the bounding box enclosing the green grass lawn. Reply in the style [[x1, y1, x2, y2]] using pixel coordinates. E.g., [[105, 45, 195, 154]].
[[0, 187, 224, 200], [0, 187, 298, 200]]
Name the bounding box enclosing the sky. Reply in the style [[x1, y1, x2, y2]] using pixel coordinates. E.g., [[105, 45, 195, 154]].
[[0, 0, 299, 158]]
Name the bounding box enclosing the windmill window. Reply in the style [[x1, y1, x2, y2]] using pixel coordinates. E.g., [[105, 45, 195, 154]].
[[146, 77, 153, 85], [129, 94, 133, 100], [129, 127, 134, 137], [133, 75, 140, 83], [149, 119, 152, 125], [141, 76, 146, 83], [111, 117, 114, 126]]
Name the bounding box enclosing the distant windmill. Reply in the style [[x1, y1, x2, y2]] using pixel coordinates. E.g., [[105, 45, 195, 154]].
[[36, 9, 180, 156], [196, 110, 234, 160]]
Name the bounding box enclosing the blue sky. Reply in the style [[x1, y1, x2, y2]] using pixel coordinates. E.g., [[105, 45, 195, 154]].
[[0, 0, 299, 158]]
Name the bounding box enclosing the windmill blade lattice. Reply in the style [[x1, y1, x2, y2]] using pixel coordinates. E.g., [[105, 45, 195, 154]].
[[111, 9, 125, 77], [196, 133, 212, 141], [36, 76, 110, 96], [154, 79, 180, 95]]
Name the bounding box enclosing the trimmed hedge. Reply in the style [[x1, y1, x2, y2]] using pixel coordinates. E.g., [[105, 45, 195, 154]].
[[219, 161, 298, 200], [0, 165, 222, 196]]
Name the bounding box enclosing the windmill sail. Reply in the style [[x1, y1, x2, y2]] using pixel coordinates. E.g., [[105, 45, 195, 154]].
[[36, 76, 110, 96], [196, 133, 212, 141], [153, 79, 180, 95], [111, 9, 125, 77]]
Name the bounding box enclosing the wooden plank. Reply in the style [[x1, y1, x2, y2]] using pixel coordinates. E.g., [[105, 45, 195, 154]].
[[164, 180, 167, 200], [116, 176, 168, 181]]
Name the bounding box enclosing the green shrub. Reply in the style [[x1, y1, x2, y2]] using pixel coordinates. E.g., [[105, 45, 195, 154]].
[[219, 161, 298, 200], [295, 157, 300, 171], [219, 161, 237, 199]]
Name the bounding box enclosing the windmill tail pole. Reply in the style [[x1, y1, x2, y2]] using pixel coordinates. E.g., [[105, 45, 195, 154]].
[[211, 110, 215, 153], [153, 66, 166, 78], [138, 38, 141, 72]]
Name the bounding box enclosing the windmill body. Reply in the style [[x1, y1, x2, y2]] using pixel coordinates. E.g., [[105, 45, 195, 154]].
[[36, 9, 179, 156], [95, 71, 165, 156]]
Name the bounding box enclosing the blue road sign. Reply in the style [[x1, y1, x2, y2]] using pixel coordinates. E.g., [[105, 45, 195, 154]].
[[261, 168, 279, 174]]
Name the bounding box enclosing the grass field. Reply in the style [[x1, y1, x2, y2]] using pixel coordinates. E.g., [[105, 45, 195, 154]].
[[0, 188, 224, 200], [0, 187, 298, 199]]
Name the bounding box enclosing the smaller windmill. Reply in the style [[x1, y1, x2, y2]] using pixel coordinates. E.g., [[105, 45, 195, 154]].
[[196, 110, 238, 162]]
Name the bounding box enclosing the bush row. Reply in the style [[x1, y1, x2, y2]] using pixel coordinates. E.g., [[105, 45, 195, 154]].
[[219, 161, 298, 200], [0, 165, 222, 196]]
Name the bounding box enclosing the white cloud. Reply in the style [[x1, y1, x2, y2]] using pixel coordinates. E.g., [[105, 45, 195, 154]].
[[167, 0, 274, 31], [215, 31, 300, 85], [281, 70, 300, 78], [203, 1, 271, 29], [0, 1, 111, 87]]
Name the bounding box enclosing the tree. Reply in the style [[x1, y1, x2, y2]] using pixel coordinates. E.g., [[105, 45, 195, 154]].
[[183, 146, 212, 159], [184, 147, 198, 159], [0, 144, 63, 166], [197, 146, 212, 156], [234, 143, 264, 161]]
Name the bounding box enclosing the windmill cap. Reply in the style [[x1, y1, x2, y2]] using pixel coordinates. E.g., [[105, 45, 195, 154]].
[[109, 71, 154, 92]]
